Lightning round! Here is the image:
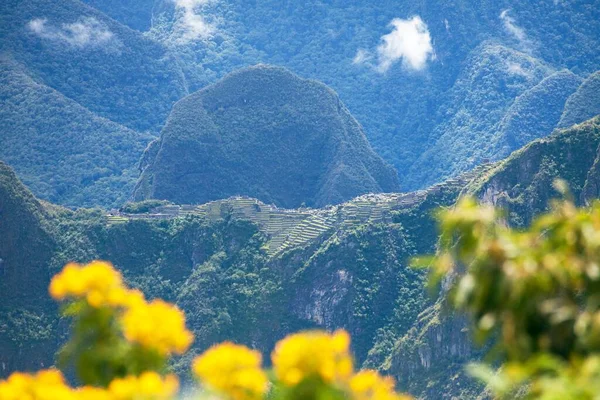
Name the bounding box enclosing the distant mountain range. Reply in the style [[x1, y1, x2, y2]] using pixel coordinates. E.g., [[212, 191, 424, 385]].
[[1, 0, 599, 207]]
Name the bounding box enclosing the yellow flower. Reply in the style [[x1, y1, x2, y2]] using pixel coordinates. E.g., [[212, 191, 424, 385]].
[[49, 261, 147, 309], [0, 369, 77, 400], [193, 342, 268, 400], [74, 386, 112, 400], [271, 330, 353, 386], [349, 370, 412, 400], [108, 372, 179, 400], [0, 370, 178, 400], [70, 373, 178, 400], [49, 261, 122, 298], [121, 299, 193, 355]]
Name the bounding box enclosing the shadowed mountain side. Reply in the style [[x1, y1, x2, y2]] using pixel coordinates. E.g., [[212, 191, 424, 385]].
[[0, 161, 54, 305], [0, 162, 61, 375]]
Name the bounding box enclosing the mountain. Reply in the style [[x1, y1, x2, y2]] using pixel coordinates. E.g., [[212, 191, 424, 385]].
[[0, 59, 152, 208], [145, 0, 600, 186], [380, 116, 600, 398], [2, 0, 600, 396], [0, 0, 186, 133], [4, 117, 600, 398], [2, 0, 600, 208], [558, 71, 600, 128], [134, 65, 400, 208]]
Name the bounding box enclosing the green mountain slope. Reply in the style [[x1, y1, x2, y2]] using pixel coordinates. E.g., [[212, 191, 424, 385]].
[[134, 65, 400, 208], [0, 0, 186, 133], [0, 162, 54, 305], [0, 161, 60, 375], [558, 71, 600, 128], [406, 43, 552, 188], [407, 49, 588, 190], [0, 59, 152, 208], [381, 117, 600, 398], [492, 69, 583, 153]]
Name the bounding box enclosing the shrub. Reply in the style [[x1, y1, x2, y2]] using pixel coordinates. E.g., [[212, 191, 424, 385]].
[[418, 181, 600, 398]]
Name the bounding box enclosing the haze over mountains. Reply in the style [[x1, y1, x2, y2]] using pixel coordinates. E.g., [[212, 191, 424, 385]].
[[1, 0, 600, 399]]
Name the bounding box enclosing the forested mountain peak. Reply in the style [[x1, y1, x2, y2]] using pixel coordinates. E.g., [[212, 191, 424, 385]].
[[134, 64, 400, 208]]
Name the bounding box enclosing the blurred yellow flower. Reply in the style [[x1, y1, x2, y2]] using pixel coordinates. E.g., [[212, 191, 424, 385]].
[[193, 342, 268, 400], [0, 369, 76, 400], [49, 261, 147, 309], [49, 261, 126, 306], [121, 299, 193, 355], [107, 372, 179, 400], [272, 330, 353, 386], [350, 370, 411, 400], [74, 386, 112, 400]]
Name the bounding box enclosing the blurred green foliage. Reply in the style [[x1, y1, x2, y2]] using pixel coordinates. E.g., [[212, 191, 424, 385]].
[[422, 182, 600, 398]]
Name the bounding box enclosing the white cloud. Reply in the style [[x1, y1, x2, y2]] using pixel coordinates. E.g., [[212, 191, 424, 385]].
[[500, 9, 527, 43], [506, 61, 532, 78], [28, 18, 46, 34], [353, 49, 372, 65], [374, 16, 435, 73], [173, 0, 214, 42], [27, 17, 116, 48]]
